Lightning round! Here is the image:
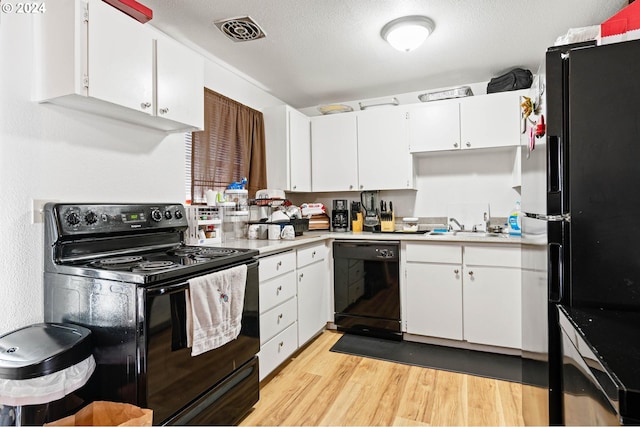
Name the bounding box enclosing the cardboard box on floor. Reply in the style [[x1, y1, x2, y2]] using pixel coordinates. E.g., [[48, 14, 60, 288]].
[[44, 401, 152, 426]]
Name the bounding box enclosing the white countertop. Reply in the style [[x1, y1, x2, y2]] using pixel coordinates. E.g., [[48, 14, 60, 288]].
[[218, 230, 521, 256]]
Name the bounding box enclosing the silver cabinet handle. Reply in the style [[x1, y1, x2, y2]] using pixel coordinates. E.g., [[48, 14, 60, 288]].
[[276, 261, 282, 269], [278, 313, 283, 320], [277, 285, 282, 293], [453, 142, 459, 148], [140, 102, 151, 109], [312, 251, 316, 258], [278, 341, 284, 348], [468, 271, 474, 276], [159, 107, 169, 115], [466, 141, 471, 147], [299, 273, 304, 281], [454, 269, 459, 274], [293, 185, 297, 190]]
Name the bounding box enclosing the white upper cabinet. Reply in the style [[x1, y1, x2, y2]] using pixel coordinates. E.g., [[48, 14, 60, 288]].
[[408, 90, 526, 153], [408, 99, 461, 152], [459, 90, 524, 150], [34, 0, 204, 132], [288, 109, 312, 192], [155, 34, 205, 130], [264, 105, 311, 192], [357, 107, 415, 190], [311, 113, 359, 192], [311, 108, 415, 192], [87, 0, 153, 115]]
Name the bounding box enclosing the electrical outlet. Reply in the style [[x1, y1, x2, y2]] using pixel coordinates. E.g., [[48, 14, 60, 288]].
[[32, 199, 57, 224]]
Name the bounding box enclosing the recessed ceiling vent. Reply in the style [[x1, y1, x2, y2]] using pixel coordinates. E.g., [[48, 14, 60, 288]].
[[214, 16, 266, 42]]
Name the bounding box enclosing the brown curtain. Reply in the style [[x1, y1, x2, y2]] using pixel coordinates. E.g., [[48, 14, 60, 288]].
[[191, 89, 267, 202]]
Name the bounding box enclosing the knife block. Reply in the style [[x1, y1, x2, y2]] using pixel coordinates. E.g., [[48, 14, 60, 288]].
[[351, 212, 363, 232], [380, 212, 395, 232]]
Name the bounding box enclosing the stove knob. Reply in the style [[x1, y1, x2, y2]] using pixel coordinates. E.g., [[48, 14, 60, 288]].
[[151, 209, 163, 222], [164, 210, 173, 220], [85, 211, 98, 225], [174, 210, 183, 219], [66, 212, 80, 226]]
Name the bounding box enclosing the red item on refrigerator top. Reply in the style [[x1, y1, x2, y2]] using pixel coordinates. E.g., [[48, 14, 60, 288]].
[[601, 1, 640, 40], [102, 0, 152, 23]]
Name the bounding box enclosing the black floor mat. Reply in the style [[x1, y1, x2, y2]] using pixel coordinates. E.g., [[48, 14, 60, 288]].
[[330, 333, 525, 384]]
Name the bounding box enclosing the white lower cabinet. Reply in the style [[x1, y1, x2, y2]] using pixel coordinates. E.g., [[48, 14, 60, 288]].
[[258, 251, 297, 381], [463, 244, 521, 349], [258, 243, 329, 381], [405, 243, 463, 340], [259, 323, 298, 382], [260, 296, 298, 345], [404, 242, 521, 350], [296, 243, 329, 346]]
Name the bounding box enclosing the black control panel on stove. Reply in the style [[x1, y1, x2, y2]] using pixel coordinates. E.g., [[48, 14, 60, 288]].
[[46, 203, 188, 235]]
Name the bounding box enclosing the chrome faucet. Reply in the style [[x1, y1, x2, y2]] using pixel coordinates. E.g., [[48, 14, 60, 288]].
[[449, 217, 464, 231]]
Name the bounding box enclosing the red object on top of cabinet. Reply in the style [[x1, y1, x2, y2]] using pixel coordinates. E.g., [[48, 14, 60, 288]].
[[102, 0, 152, 23]]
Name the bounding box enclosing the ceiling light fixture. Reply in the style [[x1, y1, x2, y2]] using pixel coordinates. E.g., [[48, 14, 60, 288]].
[[381, 15, 435, 52]]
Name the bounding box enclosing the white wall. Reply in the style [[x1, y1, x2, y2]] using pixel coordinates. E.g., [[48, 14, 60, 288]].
[[0, 14, 285, 335]]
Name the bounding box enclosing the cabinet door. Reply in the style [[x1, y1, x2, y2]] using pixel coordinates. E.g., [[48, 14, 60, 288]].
[[297, 260, 329, 346], [357, 108, 414, 190], [156, 34, 204, 130], [463, 266, 521, 348], [288, 108, 311, 192], [405, 263, 463, 340], [407, 99, 461, 152], [88, 0, 153, 115], [460, 91, 523, 149], [311, 114, 358, 191]]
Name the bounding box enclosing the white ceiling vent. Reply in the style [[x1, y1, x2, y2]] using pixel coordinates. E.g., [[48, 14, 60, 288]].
[[214, 16, 266, 42]]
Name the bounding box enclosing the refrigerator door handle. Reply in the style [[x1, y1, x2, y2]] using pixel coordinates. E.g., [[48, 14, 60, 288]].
[[525, 213, 571, 222], [548, 135, 562, 193], [549, 242, 564, 302]]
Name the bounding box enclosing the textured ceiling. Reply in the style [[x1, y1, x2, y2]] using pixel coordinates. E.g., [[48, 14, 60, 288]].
[[145, 0, 628, 109]]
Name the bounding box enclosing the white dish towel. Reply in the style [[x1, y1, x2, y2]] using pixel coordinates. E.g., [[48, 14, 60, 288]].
[[185, 264, 248, 356]]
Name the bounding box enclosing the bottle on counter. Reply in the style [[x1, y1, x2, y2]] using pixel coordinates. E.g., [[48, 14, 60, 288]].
[[507, 201, 522, 236]]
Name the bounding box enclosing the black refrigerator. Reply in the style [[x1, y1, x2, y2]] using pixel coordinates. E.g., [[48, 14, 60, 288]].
[[522, 39, 640, 426]]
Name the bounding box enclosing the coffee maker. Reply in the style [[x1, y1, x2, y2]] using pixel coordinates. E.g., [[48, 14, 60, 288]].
[[331, 199, 349, 232]]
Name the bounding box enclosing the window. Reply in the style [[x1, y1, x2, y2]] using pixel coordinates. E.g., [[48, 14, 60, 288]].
[[187, 89, 267, 204]]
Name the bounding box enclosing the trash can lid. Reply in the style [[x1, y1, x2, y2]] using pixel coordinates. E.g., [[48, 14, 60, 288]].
[[0, 323, 92, 380]]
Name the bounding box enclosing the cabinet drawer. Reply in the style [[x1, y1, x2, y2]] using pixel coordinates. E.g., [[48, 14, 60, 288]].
[[406, 243, 462, 264], [260, 296, 297, 345], [297, 243, 326, 268], [259, 251, 296, 282], [259, 322, 298, 381], [464, 244, 521, 268], [260, 271, 296, 314]]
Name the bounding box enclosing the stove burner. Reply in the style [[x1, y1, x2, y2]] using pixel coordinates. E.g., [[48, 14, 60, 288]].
[[199, 248, 239, 257], [96, 256, 143, 267], [132, 261, 178, 272], [168, 247, 203, 256], [167, 247, 240, 259]]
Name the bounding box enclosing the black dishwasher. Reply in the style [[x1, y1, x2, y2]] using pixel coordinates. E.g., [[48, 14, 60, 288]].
[[333, 240, 401, 340]]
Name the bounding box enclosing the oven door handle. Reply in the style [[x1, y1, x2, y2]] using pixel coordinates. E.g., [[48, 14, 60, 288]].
[[145, 259, 258, 297], [147, 282, 189, 296]]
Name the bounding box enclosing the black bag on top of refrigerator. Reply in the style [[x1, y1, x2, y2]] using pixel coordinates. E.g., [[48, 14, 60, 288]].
[[486, 68, 533, 93]]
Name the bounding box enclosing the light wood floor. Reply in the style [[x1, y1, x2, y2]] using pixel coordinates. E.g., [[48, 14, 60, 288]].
[[240, 330, 524, 426]]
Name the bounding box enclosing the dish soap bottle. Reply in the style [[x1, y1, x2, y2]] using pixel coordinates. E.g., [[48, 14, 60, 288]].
[[507, 201, 522, 236]]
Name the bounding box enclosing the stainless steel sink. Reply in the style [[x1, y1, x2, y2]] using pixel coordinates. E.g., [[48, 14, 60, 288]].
[[427, 230, 507, 238]]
